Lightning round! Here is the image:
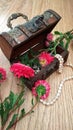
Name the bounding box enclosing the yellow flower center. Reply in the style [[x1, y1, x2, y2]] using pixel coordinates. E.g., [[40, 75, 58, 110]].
[[40, 59, 47, 66]]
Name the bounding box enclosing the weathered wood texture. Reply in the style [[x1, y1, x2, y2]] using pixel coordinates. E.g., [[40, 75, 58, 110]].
[[0, 9, 61, 61], [0, 0, 73, 130]]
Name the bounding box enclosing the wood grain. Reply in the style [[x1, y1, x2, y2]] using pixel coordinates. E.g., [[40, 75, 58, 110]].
[[0, 0, 73, 130]]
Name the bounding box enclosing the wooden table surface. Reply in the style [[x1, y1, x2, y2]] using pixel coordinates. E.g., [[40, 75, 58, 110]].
[[0, 0, 73, 130]]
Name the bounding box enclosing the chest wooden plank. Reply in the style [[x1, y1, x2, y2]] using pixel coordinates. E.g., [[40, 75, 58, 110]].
[[0, 9, 61, 61]]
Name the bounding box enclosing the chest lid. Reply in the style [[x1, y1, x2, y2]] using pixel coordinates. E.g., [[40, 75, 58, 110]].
[[0, 9, 61, 61], [2, 9, 61, 47]]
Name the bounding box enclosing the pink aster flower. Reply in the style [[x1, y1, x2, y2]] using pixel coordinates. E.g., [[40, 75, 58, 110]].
[[46, 33, 53, 41], [38, 52, 54, 67], [32, 80, 50, 100], [10, 63, 35, 79], [0, 67, 6, 83]]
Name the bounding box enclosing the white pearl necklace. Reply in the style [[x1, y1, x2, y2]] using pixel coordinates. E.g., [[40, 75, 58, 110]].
[[40, 57, 73, 106], [55, 54, 64, 73]]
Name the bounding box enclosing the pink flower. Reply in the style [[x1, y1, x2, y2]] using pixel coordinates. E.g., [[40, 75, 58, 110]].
[[45, 41, 50, 47], [38, 52, 54, 67], [46, 33, 53, 41], [0, 67, 6, 83], [32, 80, 50, 100], [10, 63, 35, 79]]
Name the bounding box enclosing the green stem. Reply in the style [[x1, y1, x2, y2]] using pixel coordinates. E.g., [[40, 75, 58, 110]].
[[1, 90, 24, 130], [0, 84, 2, 103], [51, 29, 73, 54], [39, 29, 73, 55], [6, 97, 38, 130], [1, 95, 38, 130]]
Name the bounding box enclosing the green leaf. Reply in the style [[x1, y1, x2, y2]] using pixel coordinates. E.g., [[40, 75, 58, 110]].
[[0, 91, 25, 127], [20, 53, 29, 65], [59, 41, 64, 48], [10, 91, 25, 111], [31, 98, 34, 106], [65, 39, 70, 50], [0, 101, 9, 126], [9, 91, 18, 108], [68, 33, 73, 39], [16, 91, 24, 103], [0, 103, 4, 126], [19, 108, 25, 119], [54, 31, 62, 35], [30, 110, 34, 113], [0, 103, 1, 115], [6, 114, 18, 130], [3, 91, 18, 111], [2, 111, 9, 126], [0, 100, 9, 126], [20, 77, 26, 85], [17, 98, 25, 108], [3, 99, 10, 109], [1, 92, 18, 126]]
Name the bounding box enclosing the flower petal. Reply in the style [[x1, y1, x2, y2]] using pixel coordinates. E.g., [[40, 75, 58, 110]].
[[10, 63, 35, 79], [32, 80, 50, 100]]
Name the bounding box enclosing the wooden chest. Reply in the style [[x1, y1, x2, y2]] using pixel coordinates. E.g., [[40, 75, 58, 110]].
[[0, 9, 61, 61], [0, 9, 69, 89]]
